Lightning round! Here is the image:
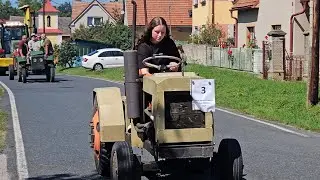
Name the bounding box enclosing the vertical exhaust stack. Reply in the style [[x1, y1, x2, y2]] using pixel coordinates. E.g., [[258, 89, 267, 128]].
[[124, 0, 140, 119]]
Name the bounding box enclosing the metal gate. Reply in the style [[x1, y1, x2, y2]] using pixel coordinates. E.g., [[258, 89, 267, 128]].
[[285, 55, 304, 81]]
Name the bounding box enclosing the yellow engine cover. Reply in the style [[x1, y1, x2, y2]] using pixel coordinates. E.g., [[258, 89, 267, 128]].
[[0, 58, 14, 67]]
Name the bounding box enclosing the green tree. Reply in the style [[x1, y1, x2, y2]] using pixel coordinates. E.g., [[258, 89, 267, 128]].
[[18, 0, 42, 12], [72, 21, 132, 50], [0, 1, 22, 19], [57, 41, 77, 68], [57, 2, 71, 17], [188, 22, 223, 47]]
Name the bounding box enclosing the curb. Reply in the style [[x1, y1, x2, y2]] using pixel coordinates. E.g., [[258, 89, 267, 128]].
[[0, 154, 9, 180]]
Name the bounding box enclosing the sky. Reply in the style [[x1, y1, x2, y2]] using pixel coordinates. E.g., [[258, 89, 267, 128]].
[[9, 0, 72, 7], [8, 0, 113, 7]]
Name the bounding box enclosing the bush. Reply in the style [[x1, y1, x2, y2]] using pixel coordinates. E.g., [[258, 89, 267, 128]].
[[188, 22, 224, 47], [57, 41, 77, 68], [72, 21, 132, 50]]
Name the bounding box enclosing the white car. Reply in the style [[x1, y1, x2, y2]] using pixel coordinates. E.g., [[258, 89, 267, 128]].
[[81, 48, 124, 71]]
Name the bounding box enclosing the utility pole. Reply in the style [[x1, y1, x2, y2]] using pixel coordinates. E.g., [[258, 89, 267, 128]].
[[43, 0, 45, 34], [143, 0, 147, 27], [308, 0, 319, 105]]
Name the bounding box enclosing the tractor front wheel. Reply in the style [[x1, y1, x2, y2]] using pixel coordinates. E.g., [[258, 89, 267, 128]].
[[110, 141, 140, 180], [9, 65, 14, 80], [218, 138, 244, 180], [21, 68, 27, 83]]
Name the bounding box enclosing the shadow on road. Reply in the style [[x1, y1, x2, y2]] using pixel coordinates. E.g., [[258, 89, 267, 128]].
[[27, 173, 104, 180], [24, 78, 72, 83]]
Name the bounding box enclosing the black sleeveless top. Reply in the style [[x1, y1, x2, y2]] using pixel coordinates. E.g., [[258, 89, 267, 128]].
[[137, 38, 181, 74]]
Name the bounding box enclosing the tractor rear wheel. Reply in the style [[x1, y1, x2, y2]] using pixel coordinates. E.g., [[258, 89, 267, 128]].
[[91, 96, 111, 177]]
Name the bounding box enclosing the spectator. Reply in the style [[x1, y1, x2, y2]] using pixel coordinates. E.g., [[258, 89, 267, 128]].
[[18, 35, 29, 64], [40, 34, 54, 59]]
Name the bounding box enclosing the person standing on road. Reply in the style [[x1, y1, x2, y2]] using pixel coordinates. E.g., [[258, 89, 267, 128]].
[[40, 34, 54, 59], [18, 35, 29, 64]]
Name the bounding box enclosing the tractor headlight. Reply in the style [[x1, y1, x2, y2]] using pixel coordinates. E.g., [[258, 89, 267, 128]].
[[39, 58, 43, 62]]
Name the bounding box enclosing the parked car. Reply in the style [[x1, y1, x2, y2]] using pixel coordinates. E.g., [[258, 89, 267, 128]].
[[81, 48, 124, 71]]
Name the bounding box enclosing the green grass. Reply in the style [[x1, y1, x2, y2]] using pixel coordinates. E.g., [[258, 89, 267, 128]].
[[57, 65, 320, 132], [0, 88, 7, 152], [57, 66, 124, 82]]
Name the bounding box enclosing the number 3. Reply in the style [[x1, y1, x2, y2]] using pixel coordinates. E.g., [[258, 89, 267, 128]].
[[201, 87, 206, 94]]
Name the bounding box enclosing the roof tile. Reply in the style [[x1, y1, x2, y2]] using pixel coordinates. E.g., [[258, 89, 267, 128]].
[[232, 0, 259, 9], [72, 0, 122, 21], [126, 0, 192, 26], [38, 0, 59, 13]]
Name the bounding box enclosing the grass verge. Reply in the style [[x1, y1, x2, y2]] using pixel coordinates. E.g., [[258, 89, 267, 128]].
[[0, 88, 7, 152], [57, 66, 124, 82], [57, 65, 320, 132]]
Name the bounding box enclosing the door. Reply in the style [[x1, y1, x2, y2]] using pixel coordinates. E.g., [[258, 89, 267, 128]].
[[97, 51, 114, 67], [111, 50, 124, 66]]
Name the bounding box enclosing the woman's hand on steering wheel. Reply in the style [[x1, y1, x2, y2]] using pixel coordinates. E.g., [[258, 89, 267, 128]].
[[169, 62, 179, 72]]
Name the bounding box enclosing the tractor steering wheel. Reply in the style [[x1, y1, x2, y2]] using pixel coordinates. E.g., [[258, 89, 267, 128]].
[[142, 54, 182, 71]]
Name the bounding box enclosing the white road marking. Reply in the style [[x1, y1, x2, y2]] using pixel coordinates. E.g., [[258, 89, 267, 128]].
[[60, 74, 310, 138], [0, 81, 29, 179]]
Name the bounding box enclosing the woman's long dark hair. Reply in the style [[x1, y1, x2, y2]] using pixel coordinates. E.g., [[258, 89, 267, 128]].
[[135, 17, 170, 49]]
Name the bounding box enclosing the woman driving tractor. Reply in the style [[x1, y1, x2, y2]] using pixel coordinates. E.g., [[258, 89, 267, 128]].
[[136, 17, 182, 76]]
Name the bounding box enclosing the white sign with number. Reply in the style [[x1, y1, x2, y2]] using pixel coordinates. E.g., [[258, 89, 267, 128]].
[[190, 79, 215, 112]]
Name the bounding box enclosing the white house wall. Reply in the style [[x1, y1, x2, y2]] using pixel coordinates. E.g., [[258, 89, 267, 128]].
[[71, 3, 116, 33], [254, 0, 309, 55], [238, 9, 258, 47], [293, 0, 310, 55]]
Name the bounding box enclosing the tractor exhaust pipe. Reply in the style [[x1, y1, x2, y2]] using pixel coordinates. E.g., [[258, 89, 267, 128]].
[[124, 0, 140, 119]]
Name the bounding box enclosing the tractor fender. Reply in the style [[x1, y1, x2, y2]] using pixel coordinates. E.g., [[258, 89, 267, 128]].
[[93, 87, 125, 142]]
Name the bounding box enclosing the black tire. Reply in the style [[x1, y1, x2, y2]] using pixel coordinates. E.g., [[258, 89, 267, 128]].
[[49, 67, 55, 82], [218, 138, 243, 180], [9, 65, 14, 80], [17, 67, 22, 82], [21, 68, 27, 83], [93, 63, 103, 71], [110, 141, 139, 180], [95, 144, 112, 177]]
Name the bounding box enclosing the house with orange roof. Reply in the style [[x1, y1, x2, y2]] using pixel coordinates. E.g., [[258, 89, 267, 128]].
[[230, 0, 310, 55], [37, 0, 65, 45], [125, 0, 193, 41], [69, 0, 123, 33]]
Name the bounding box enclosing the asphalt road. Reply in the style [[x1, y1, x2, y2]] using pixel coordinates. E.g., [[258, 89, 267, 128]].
[[1, 74, 320, 180]]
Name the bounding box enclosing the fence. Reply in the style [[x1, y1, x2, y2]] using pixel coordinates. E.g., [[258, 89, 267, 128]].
[[181, 44, 263, 73]]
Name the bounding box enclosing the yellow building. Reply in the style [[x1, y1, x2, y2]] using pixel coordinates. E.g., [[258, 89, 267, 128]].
[[192, 0, 237, 41], [37, 0, 63, 45]]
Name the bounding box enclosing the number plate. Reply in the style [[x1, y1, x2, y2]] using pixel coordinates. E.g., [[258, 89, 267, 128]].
[[190, 79, 215, 112]]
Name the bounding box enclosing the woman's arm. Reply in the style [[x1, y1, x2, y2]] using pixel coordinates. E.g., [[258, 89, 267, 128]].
[[167, 38, 182, 72], [137, 43, 152, 76]]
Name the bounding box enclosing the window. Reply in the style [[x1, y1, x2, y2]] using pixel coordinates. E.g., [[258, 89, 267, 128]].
[[247, 27, 255, 40], [193, 0, 198, 7], [246, 26, 255, 46], [193, 26, 199, 34], [272, 25, 281, 30], [87, 17, 103, 26], [98, 51, 113, 57], [47, 16, 51, 27], [112, 51, 123, 56], [87, 50, 98, 56]]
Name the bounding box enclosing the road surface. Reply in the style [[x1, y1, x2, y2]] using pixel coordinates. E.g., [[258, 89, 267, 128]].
[[0, 74, 319, 180]]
